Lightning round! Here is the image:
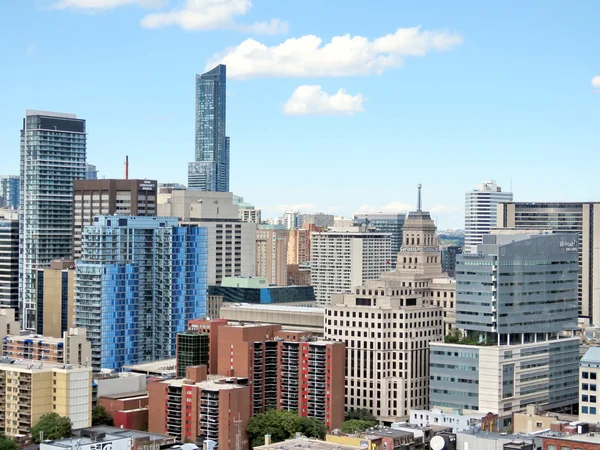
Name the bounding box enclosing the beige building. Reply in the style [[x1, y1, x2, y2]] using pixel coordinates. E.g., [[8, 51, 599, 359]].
[[0, 308, 19, 336], [287, 228, 311, 265], [0, 359, 92, 437], [157, 190, 256, 285], [220, 303, 324, 336], [580, 346, 600, 423], [256, 225, 288, 286], [2, 328, 91, 366], [35, 259, 76, 338], [512, 404, 578, 434]]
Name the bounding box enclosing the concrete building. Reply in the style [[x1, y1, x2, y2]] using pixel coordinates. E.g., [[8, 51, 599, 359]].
[[288, 224, 322, 266], [2, 328, 91, 366], [302, 213, 335, 228], [20, 110, 87, 330], [220, 303, 325, 336], [441, 245, 462, 277], [354, 212, 406, 267], [410, 407, 498, 433], [0, 358, 92, 437], [512, 404, 578, 434], [233, 195, 261, 223], [287, 263, 311, 286], [35, 259, 75, 338], [0, 308, 20, 336], [72, 178, 157, 259], [497, 202, 600, 324], [456, 430, 539, 450], [94, 371, 147, 398], [75, 216, 207, 371], [464, 180, 512, 252], [334, 216, 354, 228], [157, 189, 256, 285], [283, 210, 301, 230], [97, 392, 149, 431], [0, 175, 19, 210], [148, 366, 250, 448], [123, 359, 177, 378], [430, 233, 580, 428], [0, 214, 19, 312], [256, 224, 289, 286], [217, 323, 345, 430], [209, 276, 316, 305], [40, 426, 175, 450], [539, 432, 600, 450], [311, 226, 392, 306], [580, 347, 600, 423]]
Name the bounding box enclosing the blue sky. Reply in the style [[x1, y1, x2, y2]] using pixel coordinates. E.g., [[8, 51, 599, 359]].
[[1, 1, 599, 228]]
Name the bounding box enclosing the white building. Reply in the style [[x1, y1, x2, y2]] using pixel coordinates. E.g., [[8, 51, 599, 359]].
[[283, 210, 301, 230], [311, 226, 392, 306], [157, 190, 256, 285], [410, 408, 492, 433], [464, 180, 512, 252], [334, 216, 354, 227], [233, 195, 262, 224]]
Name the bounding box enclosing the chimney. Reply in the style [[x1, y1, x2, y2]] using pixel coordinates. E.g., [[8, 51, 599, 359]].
[[124, 155, 129, 180], [264, 435, 272, 445]]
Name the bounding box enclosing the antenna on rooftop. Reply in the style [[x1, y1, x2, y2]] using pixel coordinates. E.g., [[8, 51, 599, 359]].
[[124, 155, 129, 180], [417, 184, 422, 212]]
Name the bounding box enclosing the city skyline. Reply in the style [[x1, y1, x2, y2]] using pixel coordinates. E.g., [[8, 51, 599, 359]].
[[1, 1, 600, 228]]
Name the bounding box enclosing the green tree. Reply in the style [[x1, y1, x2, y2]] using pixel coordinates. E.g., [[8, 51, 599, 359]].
[[340, 419, 377, 434], [92, 405, 114, 426], [344, 408, 377, 422], [247, 410, 327, 448], [0, 435, 17, 450], [31, 413, 73, 443]]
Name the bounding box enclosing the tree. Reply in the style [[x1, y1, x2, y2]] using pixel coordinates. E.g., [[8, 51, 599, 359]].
[[0, 435, 17, 450], [247, 410, 327, 448], [31, 413, 73, 443], [344, 408, 377, 422], [340, 420, 377, 434], [92, 405, 114, 426]]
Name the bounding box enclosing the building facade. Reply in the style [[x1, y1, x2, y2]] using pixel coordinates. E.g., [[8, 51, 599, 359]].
[[176, 331, 209, 378], [20, 110, 87, 330], [86, 164, 98, 180], [73, 179, 157, 259], [256, 225, 289, 286], [208, 277, 315, 305], [0, 359, 92, 437], [301, 213, 334, 228], [0, 215, 19, 312], [430, 233, 580, 426], [498, 202, 600, 324], [35, 259, 76, 338], [0, 175, 19, 210], [189, 64, 229, 192], [75, 216, 208, 371], [579, 347, 600, 423], [353, 213, 406, 267], [311, 226, 392, 306], [157, 189, 256, 285], [233, 195, 261, 224], [0, 308, 20, 336], [441, 245, 462, 277], [464, 180, 512, 252]]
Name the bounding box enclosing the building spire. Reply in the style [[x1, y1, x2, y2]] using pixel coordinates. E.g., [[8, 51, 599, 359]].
[[417, 184, 422, 212]]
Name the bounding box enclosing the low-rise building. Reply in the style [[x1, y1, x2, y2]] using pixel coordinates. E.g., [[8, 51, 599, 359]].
[[540, 432, 600, 450], [580, 347, 600, 423], [123, 359, 177, 378], [410, 407, 498, 433], [512, 404, 579, 434], [0, 308, 19, 335], [40, 426, 175, 450], [98, 392, 149, 431], [94, 371, 147, 398], [456, 430, 539, 450]]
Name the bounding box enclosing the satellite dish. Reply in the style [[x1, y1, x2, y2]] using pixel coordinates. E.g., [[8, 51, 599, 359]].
[[430, 436, 445, 450]]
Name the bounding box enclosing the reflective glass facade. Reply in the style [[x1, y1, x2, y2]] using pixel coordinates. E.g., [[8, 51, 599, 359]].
[[189, 65, 229, 192], [75, 216, 208, 371], [0, 176, 20, 210], [20, 111, 86, 330]]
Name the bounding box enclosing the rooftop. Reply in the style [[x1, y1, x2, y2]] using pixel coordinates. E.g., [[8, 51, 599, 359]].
[[581, 346, 600, 366], [123, 358, 176, 375], [220, 303, 324, 314], [0, 357, 89, 372], [254, 437, 359, 450], [98, 391, 148, 400], [543, 432, 600, 444]]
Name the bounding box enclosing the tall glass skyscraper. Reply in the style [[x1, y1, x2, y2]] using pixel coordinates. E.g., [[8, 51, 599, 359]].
[[20, 110, 87, 330], [188, 64, 230, 192], [75, 216, 208, 371], [0, 175, 20, 210]]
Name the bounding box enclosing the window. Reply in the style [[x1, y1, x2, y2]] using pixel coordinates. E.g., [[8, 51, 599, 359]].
[[583, 371, 589, 379], [592, 384, 597, 392], [583, 395, 589, 402], [583, 383, 589, 391], [582, 406, 589, 413], [592, 372, 598, 380], [592, 396, 597, 403], [547, 445, 557, 450], [592, 407, 597, 414], [535, 421, 543, 428]]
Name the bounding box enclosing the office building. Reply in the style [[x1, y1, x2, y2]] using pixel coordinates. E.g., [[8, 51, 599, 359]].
[[187, 318, 228, 374], [334, 216, 353, 228], [464, 180, 512, 252], [189, 64, 230, 192], [0, 214, 19, 312], [217, 323, 345, 430], [157, 189, 256, 285], [86, 164, 98, 180], [2, 328, 91, 366], [0, 358, 92, 437], [498, 201, 600, 324], [234, 195, 261, 223], [353, 212, 406, 266], [301, 213, 334, 228], [208, 277, 315, 305], [72, 179, 157, 259], [35, 259, 75, 338], [283, 210, 301, 230], [20, 110, 87, 330], [176, 330, 209, 378], [430, 233, 580, 427], [148, 366, 250, 448], [311, 226, 392, 306], [0, 175, 19, 210], [440, 245, 462, 277], [579, 347, 600, 423], [256, 224, 289, 286], [0, 308, 19, 335], [75, 216, 207, 371]]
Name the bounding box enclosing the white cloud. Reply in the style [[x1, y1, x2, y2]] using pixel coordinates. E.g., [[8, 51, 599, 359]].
[[53, 0, 165, 9], [206, 26, 463, 79], [140, 0, 287, 34], [25, 42, 36, 56], [357, 202, 414, 213], [430, 204, 460, 214], [283, 85, 365, 116], [275, 203, 319, 212], [592, 76, 600, 88]]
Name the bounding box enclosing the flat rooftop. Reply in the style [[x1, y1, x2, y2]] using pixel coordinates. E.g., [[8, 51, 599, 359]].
[[221, 303, 324, 313], [160, 376, 247, 391], [546, 432, 600, 444], [98, 391, 148, 400], [123, 359, 176, 375], [3, 334, 65, 345], [255, 438, 359, 450], [45, 427, 172, 448], [0, 357, 89, 371]]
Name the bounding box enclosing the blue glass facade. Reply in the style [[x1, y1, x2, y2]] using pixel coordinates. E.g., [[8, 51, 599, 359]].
[[0, 176, 19, 210], [75, 216, 208, 371], [189, 65, 229, 192]]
